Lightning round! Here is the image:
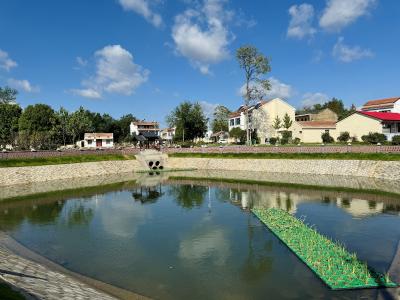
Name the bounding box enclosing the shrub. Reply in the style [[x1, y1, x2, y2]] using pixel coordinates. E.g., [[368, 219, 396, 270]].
[[351, 136, 358, 143], [280, 131, 292, 145], [321, 132, 334, 144], [269, 137, 278, 145], [293, 137, 301, 144], [392, 135, 400, 145], [337, 131, 350, 143], [361, 132, 387, 144]]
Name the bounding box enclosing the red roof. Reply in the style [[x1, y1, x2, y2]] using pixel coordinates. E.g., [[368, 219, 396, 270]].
[[358, 111, 400, 121]]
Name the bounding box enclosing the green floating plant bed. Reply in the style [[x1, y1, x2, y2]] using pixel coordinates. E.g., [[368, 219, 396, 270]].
[[252, 208, 397, 290]]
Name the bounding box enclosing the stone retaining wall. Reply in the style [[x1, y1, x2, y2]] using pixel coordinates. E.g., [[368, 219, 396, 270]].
[[0, 160, 146, 187], [164, 145, 400, 154], [167, 157, 400, 181]]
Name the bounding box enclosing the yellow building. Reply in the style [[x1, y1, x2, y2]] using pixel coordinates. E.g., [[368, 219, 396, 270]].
[[336, 111, 400, 141], [293, 121, 336, 143]]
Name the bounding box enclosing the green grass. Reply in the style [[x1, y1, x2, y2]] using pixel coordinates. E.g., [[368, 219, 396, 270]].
[[169, 152, 400, 161], [252, 208, 397, 290], [167, 176, 400, 198], [0, 282, 25, 300], [0, 154, 136, 168]]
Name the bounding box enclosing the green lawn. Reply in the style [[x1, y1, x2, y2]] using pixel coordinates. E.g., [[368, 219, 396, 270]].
[[0, 154, 136, 168], [0, 282, 25, 300], [168, 152, 400, 161]]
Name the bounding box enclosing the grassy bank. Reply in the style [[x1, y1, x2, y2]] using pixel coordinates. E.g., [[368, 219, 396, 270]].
[[0, 154, 136, 168], [169, 152, 400, 161]]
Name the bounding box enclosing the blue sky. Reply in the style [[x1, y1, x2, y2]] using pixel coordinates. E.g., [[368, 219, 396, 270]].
[[0, 0, 399, 126]]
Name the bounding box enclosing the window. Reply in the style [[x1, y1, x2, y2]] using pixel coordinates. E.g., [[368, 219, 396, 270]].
[[88, 140, 92, 145], [235, 118, 240, 125], [325, 130, 329, 133], [230, 119, 234, 126], [106, 139, 111, 144]]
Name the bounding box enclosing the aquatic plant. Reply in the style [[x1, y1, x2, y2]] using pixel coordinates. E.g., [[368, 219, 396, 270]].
[[252, 208, 397, 290]]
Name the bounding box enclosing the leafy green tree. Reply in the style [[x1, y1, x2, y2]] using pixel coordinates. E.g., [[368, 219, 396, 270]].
[[236, 45, 271, 145], [56, 107, 70, 146], [211, 105, 230, 132], [272, 115, 282, 132], [18, 104, 58, 149], [0, 103, 22, 147], [282, 113, 293, 130], [115, 114, 138, 142], [67, 106, 93, 144], [229, 127, 246, 144], [166, 101, 207, 141], [0, 86, 18, 104]]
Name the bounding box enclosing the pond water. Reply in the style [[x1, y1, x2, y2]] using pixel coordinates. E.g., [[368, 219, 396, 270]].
[[1, 178, 400, 299]]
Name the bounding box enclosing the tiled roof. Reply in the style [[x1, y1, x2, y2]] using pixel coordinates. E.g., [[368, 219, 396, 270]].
[[229, 111, 241, 118], [362, 97, 400, 109], [297, 121, 336, 128], [133, 121, 159, 126], [84, 133, 113, 139], [358, 111, 400, 121]]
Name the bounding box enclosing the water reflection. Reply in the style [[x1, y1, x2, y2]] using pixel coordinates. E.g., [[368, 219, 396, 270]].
[[132, 184, 164, 204], [1, 182, 400, 300], [168, 185, 207, 209]]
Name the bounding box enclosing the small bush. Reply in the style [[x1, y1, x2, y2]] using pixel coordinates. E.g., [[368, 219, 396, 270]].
[[293, 137, 301, 144], [321, 132, 334, 144], [280, 131, 292, 145], [361, 132, 387, 144], [269, 137, 278, 145], [392, 135, 400, 145], [351, 136, 358, 143], [337, 131, 350, 143]]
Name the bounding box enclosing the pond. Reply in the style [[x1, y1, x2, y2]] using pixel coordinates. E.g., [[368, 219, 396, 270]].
[[1, 177, 400, 299]]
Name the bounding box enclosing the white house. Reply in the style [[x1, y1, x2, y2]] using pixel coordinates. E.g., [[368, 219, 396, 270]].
[[78, 133, 114, 148], [228, 98, 297, 144], [361, 97, 400, 113], [160, 127, 175, 144]]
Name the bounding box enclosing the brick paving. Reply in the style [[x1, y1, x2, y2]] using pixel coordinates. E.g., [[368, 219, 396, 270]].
[[0, 234, 119, 300]]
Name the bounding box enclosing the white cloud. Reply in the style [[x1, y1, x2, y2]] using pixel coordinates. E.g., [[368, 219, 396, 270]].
[[301, 92, 330, 107], [71, 88, 101, 99], [118, 0, 162, 28], [0, 49, 17, 71], [287, 4, 316, 39], [7, 78, 39, 93], [332, 37, 374, 62], [72, 45, 149, 99], [172, 0, 233, 74], [239, 77, 294, 100], [319, 0, 377, 32]]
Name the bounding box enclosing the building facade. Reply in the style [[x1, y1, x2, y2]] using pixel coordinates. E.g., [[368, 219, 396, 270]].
[[79, 133, 114, 148], [228, 98, 297, 144], [295, 108, 338, 122], [336, 111, 400, 141], [361, 97, 400, 113]]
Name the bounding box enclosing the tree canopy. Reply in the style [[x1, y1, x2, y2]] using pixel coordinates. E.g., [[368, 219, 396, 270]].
[[211, 105, 230, 133], [167, 101, 208, 141], [0, 86, 18, 104]]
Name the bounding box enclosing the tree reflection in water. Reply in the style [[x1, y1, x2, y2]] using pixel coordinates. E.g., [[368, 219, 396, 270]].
[[66, 202, 94, 227], [168, 185, 207, 209], [132, 184, 164, 204]]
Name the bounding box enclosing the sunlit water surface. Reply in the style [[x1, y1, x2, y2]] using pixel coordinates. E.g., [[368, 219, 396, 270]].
[[1, 181, 400, 299]]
